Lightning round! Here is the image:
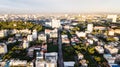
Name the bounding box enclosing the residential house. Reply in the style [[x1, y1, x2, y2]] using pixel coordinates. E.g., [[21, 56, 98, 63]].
[[38, 34, 46, 41], [0, 43, 7, 54], [104, 45, 119, 54], [64, 61, 75, 67], [95, 46, 104, 54]]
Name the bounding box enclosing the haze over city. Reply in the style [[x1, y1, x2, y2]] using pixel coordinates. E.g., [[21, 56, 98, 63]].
[[0, 0, 120, 14], [0, 0, 120, 67]]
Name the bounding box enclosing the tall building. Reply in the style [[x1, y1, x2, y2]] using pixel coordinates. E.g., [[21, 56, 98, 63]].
[[50, 29, 58, 38], [32, 30, 37, 40], [87, 24, 93, 33], [51, 19, 61, 28], [107, 15, 117, 22], [0, 43, 7, 54], [45, 52, 58, 63], [22, 40, 29, 49], [36, 52, 58, 67], [45, 19, 61, 28], [27, 35, 33, 41], [0, 30, 8, 37], [38, 34, 46, 41]]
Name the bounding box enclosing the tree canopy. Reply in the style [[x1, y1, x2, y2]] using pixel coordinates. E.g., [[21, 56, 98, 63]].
[[0, 21, 43, 32]]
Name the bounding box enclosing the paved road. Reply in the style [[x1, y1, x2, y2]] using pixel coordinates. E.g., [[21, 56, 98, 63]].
[[58, 28, 64, 67]]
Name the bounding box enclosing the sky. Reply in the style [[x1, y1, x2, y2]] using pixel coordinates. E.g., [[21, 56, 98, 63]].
[[0, 0, 120, 14]]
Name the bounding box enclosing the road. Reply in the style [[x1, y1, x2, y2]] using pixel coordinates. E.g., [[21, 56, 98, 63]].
[[58, 28, 64, 67]]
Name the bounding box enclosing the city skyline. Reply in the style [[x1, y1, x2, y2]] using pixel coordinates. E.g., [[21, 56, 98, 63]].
[[0, 0, 120, 14]]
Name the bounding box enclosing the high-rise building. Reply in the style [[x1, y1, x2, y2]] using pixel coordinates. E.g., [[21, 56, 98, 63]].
[[32, 30, 37, 40], [27, 35, 33, 41], [23, 40, 29, 49], [50, 29, 58, 38], [107, 15, 117, 22], [87, 24, 93, 33], [51, 19, 61, 28]]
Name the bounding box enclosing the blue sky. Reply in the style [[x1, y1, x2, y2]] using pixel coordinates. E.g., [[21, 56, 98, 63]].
[[0, 0, 120, 14]]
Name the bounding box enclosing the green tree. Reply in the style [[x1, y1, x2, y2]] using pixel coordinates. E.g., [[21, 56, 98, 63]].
[[94, 56, 101, 62], [88, 47, 95, 54]]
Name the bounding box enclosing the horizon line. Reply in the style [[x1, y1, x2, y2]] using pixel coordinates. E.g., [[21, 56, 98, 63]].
[[1, 12, 120, 15]]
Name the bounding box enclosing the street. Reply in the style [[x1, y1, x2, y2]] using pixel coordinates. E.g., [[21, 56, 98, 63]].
[[58, 28, 64, 67]]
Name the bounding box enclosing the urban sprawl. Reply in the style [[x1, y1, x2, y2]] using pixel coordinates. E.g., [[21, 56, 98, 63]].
[[0, 14, 120, 67]]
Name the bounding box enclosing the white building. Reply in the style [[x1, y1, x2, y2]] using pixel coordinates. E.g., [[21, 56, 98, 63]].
[[61, 20, 70, 24], [64, 61, 75, 67], [46, 63, 57, 67], [50, 32, 58, 38], [9, 60, 28, 67], [11, 29, 31, 34], [94, 26, 106, 30], [87, 24, 93, 33], [76, 31, 86, 37], [0, 30, 8, 37], [32, 29, 37, 40], [45, 29, 52, 35], [36, 61, 57, 67], [45, 52, 58, 62], [78, 53, 84, 60], [27, 35, 33, 41], [38, 34, 46, 41], [95, 46, 104, 54], [80, 59, 88, 67], [36, 52, 58, 67], [107, 15, 117, 22], [45, 22, 52, 27], [108, 29, 115, 36], [62, 35, 70, 44], [36, 61, 45, 67], [114, 29, 120, 34], [22, 40, 29, 49], [71, 23, 78, 26], [19, 29, 31, 34], [45, 29, 58, 38], [87, 39, 93, 44], [104, 45, 119, 54], [92, 37, 98, 42], [104, 54, 116, 64], [51, 19, 61, 28], [0, 43, 7, 54], [36, 52, 44, 60], [11, 29, 18, 34], [63, 25, 70, 29], [45, 19, 61, 28]]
